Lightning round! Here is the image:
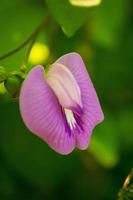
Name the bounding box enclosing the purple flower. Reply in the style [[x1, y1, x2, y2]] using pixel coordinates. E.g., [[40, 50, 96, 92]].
[[19, 53, 104, 154]]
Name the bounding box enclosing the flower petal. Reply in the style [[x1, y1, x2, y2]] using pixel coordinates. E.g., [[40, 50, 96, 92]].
[[47, 63, 82, 109], [19, 66, 75, 154], [56, 53, 104, 149]]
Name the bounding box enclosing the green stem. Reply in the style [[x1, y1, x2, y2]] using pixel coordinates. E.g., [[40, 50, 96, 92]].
[[22, 33, 37, 66], [0, 15, 49, 61]]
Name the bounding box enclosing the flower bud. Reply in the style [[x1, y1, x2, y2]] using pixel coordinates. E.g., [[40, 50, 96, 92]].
[[0, 66, 7, 83], [4, 75, 22, 98]]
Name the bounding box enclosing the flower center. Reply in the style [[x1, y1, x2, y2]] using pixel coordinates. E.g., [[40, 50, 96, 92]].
[[64, 108, 76, 130], [46, 62, 84, 135]]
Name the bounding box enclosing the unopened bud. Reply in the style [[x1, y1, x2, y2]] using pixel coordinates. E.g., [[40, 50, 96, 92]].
[[4, 75, 23, 98]]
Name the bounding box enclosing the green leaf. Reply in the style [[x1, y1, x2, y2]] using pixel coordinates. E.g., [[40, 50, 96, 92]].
[[89, 113, 120, 168], [45, 0, 89, 37]]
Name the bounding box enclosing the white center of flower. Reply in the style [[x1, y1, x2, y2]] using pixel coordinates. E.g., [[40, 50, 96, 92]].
[[46, 63, 83, 109], [64, 108, 76, 130]]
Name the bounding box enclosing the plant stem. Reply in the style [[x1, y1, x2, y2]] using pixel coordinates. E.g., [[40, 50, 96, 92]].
[[22, 32, 37, 66], [0, 15, 49, 61]]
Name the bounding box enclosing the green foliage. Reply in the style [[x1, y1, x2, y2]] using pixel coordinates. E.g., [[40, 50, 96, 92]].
[[0, 0, 133, 199], [45, 0, 89, 37], [90, 0, 128, 47], [0, 0, 44, 71], [118, 185, 133, 200], [118, 170, 133, 200]]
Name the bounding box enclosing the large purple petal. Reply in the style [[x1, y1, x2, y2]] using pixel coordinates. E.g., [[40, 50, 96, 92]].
[[56, 53, 104, 150], [19, 66, 75, 154]]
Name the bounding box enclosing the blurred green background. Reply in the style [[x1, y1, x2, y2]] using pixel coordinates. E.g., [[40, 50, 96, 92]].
[[0, 0, 133, 199]]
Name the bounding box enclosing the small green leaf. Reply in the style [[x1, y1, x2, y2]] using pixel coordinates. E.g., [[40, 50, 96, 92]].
[[45, 0, 89, 37]]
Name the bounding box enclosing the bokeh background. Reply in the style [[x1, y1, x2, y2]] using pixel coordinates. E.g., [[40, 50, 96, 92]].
[[0, 0, 133, 199]]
